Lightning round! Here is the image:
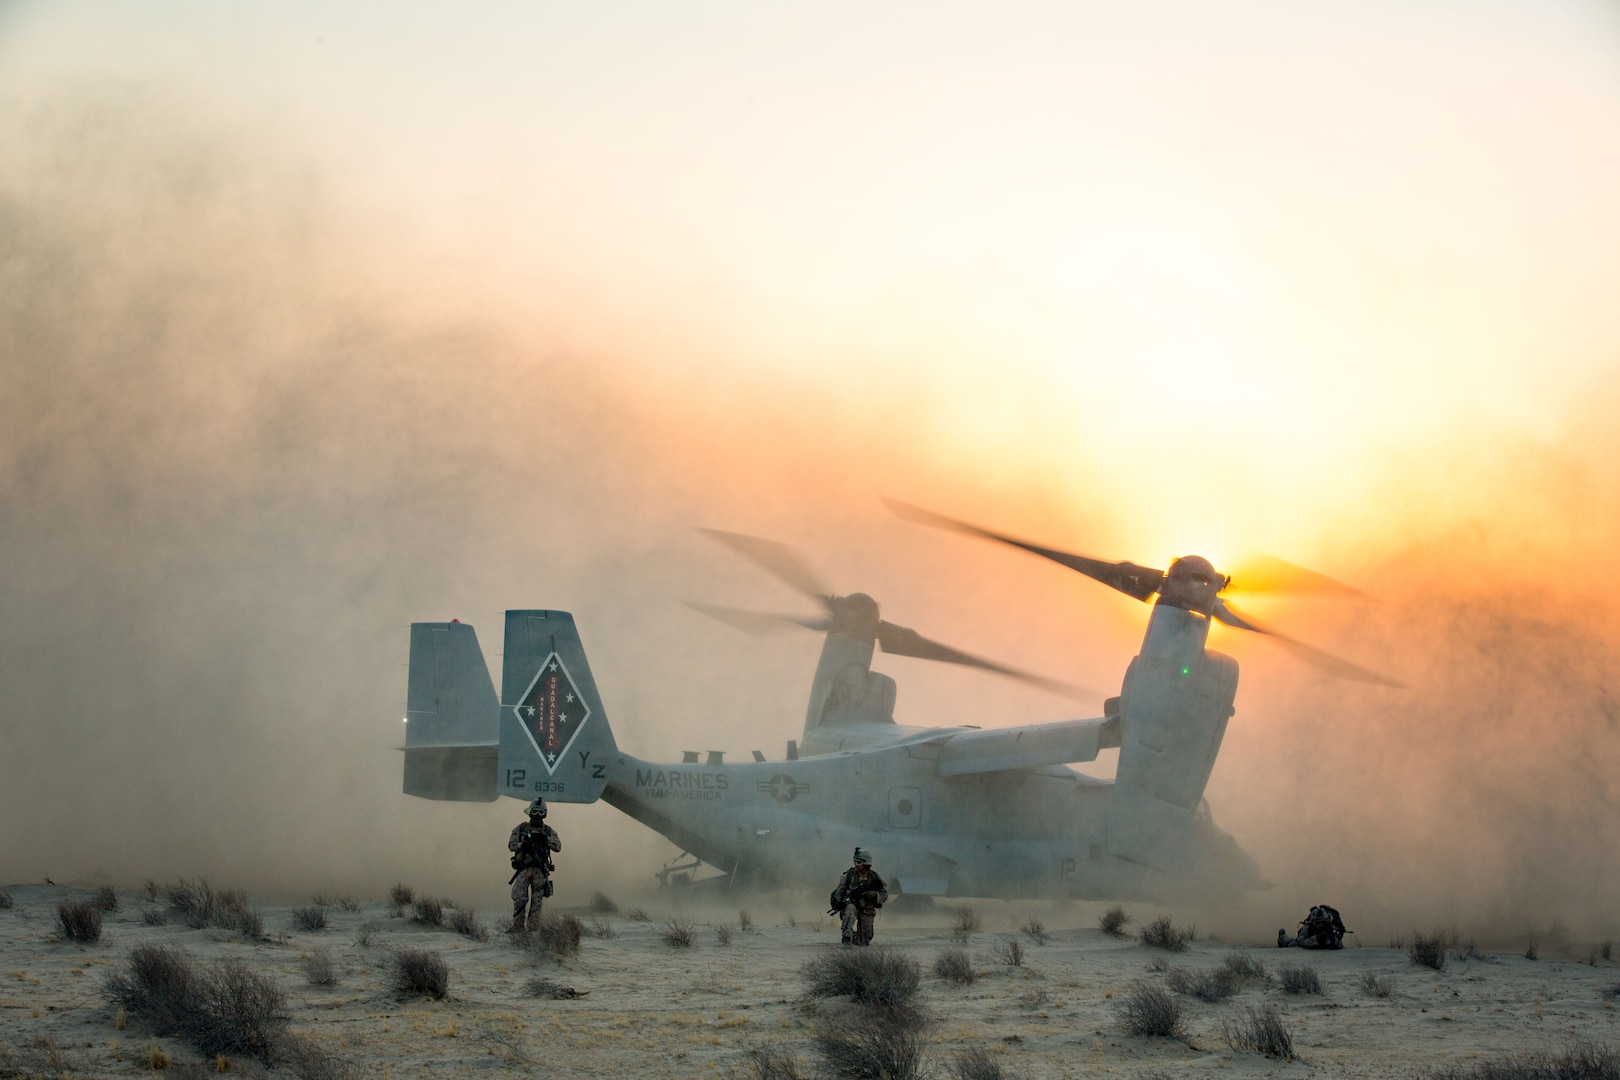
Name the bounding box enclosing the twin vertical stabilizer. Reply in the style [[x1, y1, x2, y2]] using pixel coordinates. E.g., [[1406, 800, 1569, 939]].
[[403, 611, 616, 804]]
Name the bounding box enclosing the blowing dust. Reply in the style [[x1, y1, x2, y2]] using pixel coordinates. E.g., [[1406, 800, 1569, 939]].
[[1, 94, 1616, 945]]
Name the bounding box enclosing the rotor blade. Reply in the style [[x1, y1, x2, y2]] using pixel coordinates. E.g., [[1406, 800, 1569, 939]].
[[1213, 599, 1403, 687], [684, 601, 830, 636], [697, 529, 832, 606], [883, 498, 1165, 602], [1225, 551, 1370, 599], [875, 619, 1099, 701]]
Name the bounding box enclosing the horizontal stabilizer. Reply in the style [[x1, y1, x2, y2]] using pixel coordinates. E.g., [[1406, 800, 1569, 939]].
[[404, 747, 498, 801], [935, 716, 1119, 776]]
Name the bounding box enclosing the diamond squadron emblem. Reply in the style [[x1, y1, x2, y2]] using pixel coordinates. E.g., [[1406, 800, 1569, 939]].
[[514, 653, 591, 773]]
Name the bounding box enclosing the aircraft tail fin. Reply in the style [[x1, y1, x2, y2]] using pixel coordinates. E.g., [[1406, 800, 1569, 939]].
[[404, 621, 500, 801], [496, 610, 617, 803]]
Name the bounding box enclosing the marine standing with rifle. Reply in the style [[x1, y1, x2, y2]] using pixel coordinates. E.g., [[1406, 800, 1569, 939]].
[[508, 797, 561, 931], [830, 848, 888, 946]]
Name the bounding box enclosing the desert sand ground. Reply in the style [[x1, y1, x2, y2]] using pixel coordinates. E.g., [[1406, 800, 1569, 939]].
[[3, 882, 1617, 1079]]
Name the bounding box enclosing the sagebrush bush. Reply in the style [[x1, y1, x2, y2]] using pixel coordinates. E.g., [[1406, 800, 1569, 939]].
[[389, 882, 414, 911], [952, 906, 982, 941], [393, 949, 449, 999], [142, 909, 168, 926], [584, 916, 617, 939], [715, 924, 734, 946], [163, 878, 257, 936], [528, 913, 582, 959], [1408, 931, 1447, 971], [1116, 982, 1184, 1038], [1165, 965, 1238, 1002], [802, 947, 921, 1014], [1222, 952, 1268, 981], [0, 890, 13, 909], [58, 900, 103, 942], [624, 906, 651, 922], [949, 1046, 1014, 1080], [292, 906, 329, 931], [411, 897, 445, 926], [1426, 1039, 1618, 1079], [662, 917, 696, 947], [743, 1044, 806, 1080], [739, 909, 754, 931], [1001, 939, 1024, 967], [300, 950, 338, 987], [814, 1015, 926, 1080], [93, 886, 119, 912], [1099, 906, 1132, 937], [1020, 917, 1047, 944], [588, 891, 620, 914], [1278, 964, 1322, 995], [1140, 915, 1187, 952], [106, 946, 291, 1060], [448, 907, 488, 942], [933, 948, 975, 984], [1359, 971, 1395, 998], [1223, 1004, 1293, 1059]]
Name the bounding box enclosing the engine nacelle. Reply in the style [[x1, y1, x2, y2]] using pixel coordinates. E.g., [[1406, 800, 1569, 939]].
[[1105, 605, 1238, 869]]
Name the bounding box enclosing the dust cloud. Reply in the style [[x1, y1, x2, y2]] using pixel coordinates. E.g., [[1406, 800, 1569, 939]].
[[2, 92, 1616, 943]]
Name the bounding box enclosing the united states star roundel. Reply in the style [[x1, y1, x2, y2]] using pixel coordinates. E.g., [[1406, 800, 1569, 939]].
[[514, 653, 591, 773]]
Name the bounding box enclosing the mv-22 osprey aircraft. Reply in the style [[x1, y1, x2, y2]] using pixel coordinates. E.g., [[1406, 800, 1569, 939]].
[[402, 501, 1395, 901]]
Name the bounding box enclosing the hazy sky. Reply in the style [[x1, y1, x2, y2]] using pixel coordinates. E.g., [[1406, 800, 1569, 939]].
[[3, 1, 1619, 934]]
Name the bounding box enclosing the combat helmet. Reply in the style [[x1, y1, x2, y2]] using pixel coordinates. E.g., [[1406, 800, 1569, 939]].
[[852, 847, 872, 866], [527, 797, 547, 819]]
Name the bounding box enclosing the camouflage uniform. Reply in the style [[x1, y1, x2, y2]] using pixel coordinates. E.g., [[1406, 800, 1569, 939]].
[[508, 818, 561, 930], [1278, 904, 1347, 950], [832, 856, 887, 946]]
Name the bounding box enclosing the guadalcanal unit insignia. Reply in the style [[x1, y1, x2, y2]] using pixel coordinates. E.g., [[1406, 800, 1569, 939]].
[[514, 653, 591, 773]]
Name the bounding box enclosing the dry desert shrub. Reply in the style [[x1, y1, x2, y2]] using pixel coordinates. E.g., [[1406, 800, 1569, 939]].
[[1222, 952, 1268, 981], [814, 1014, 926, 1080], [1099, 905, 1132, 937], [933, 948, 976, 984], [624, 906, 651, 922], [801, 946, 922, 1014], [292, 906, 328, 932], [1408, 931, 1448, 971], [389, 882, 414, 914], [1020, 917, 1047, 945], [164, 878, 259, 937], [1223, 1004, 1294, 1059], [106, 946, 291, 1060], [0, 889, 13, 909], [949, 1046, 1019, 1080], [1000, 938, 1024, 967], [588, 890, 620, 914], [662, 917, 697, 947], [1602, 981, 1620, 1002], [275, 1032, 362, 1080], [58, 900, 103, 942], [739, 1044, 806, 1080], [1116, 982, 1185, 1038], [1603, 941, 1613, 962], [142, 908, 168, 926], [392, 948, 449, 999], [352, 920, 380, 948], [1454, 940, 1484, 962], [300, 949, 338, 987], [952, 906, 983, 941], [141, 879, 161, 901], [716, 924, 735, 946], [739, 909, 754, 930], [1165, 965, 1238, 1002], [411, 897, 445, 926], [448, 907, 489, 942], [335, 896, 362, 913], [525, 975, 585, 999], [1277, 964, 1322, 995], [93, 885, 119, 912], [1359, 971, 1396, 998], [528, 913, 583, 959], [1139, 914, 1187, 952], [1425, 1039, 1619, 1079], [584, 916, 617, 939], [1524, 938, 1540, 961]]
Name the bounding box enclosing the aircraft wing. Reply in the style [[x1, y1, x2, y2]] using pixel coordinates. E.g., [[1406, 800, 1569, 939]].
[[933, 716, 1120, 776]]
